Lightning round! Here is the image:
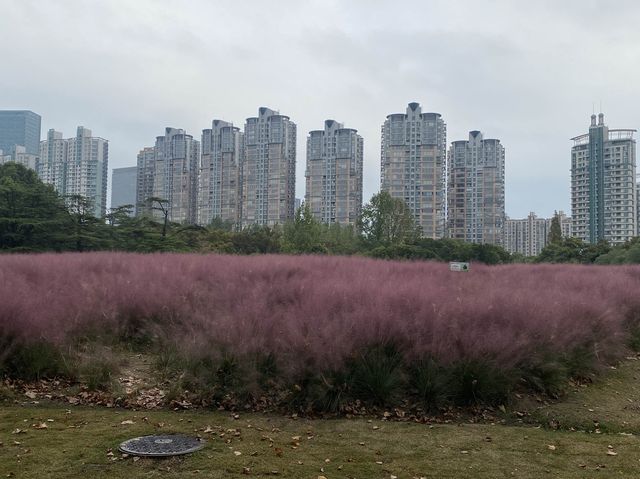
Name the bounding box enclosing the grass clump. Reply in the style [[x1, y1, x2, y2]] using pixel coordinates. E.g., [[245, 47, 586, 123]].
[[349, 344, 405, 407]]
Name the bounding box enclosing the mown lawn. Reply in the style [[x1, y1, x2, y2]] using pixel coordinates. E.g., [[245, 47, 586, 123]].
[[4, 359, 640, 478], [522, 356, 640, 434], [1, 399, 640, 478]]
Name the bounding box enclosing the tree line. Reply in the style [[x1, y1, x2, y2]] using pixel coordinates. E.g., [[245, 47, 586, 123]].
[[0, 162, 636, 264]]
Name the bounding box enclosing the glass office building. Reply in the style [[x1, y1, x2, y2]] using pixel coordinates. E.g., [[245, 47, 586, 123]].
[[0, 110, 41, 156]]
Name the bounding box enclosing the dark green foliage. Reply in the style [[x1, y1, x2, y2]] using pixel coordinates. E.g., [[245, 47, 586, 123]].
[[447, 360, 515, 406], [312, 370, 352, 413], [359, 191, 420, 246], [256, 353, 278, 388], [155, 345, 185, 380], [595, 237, 640, 265], [548, 211, 563, 245], [537, 238, 610, 264], [0, 163, 517, 261], [519, 358, 569, 397], [561, 344, 599, 380], [79, 353, 118, 391], [0, 340, 69, 380], [627, 321, 640, 352], [178, 353, 250, 404], [0, 163, 71, 251], [349, 344, 405, 406], [285, 369, 352, 414], [410, 358, 448, 410], [232, 225, 282, 254], [66, 194, 109, 251], [282, 204, 326, 253]]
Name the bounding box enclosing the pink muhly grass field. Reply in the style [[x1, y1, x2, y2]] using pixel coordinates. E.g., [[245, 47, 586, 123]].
[[0, 252, 637, 381]]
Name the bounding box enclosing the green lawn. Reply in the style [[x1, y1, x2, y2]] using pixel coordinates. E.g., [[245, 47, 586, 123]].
[[521, 357, 640, 434], [3, 360, 640, 478]]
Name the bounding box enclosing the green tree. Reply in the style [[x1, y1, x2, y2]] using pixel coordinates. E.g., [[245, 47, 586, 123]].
[[0, 163, 71, 251], [232, 225, 282, 254], [66, 194, 107, 252], [595, 237, 640, 264], [536, 237, 609, 264], [283, 204, 325, 253], [358, 191, 420, 247], [322, 222, 360, 255], [147, 197, 170, 238], [548, 211, 563, 245], [208, 216, 236, 232], [105, 204, 134, 227]]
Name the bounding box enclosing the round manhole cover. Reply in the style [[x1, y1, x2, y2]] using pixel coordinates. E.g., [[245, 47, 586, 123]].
[[119, 435, 205, 457]]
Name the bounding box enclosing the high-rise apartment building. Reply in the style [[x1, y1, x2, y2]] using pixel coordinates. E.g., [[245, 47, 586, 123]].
[[135, 128, 199, 224], [38, 127, 108, 217], [0, 110, 41, 156], [0, 145, 38, 171], [135, 146, 156, 217], [637, 173, 640, 236], [571, 113, 637, 245], [198, 120, 244, 227], [504, 211, 572, 256], [448, 131, 505, 245], [242, 107, 296, 227], [111, 166, 137, 215], [305, 120, 363, 225], [38, 129, 67, 195], [381, 102, 446, 238]]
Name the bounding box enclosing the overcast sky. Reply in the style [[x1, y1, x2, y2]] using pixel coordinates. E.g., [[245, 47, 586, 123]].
[[2, 0, 639, 217]]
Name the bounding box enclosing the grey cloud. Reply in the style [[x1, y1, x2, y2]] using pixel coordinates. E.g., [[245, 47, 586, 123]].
[[1, 0, 639, 217]]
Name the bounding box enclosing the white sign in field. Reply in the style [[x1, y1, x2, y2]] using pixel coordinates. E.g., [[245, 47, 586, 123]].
[[449, 262, 470, 272]]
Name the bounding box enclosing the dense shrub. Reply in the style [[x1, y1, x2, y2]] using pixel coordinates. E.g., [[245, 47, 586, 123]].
[[0, 253, 638, 409]]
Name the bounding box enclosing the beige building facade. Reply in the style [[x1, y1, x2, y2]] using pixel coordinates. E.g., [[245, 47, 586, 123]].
[[380, 102, 446, 238], [241, 107, 296, 227], [198, 120, 244, 227], [448, 131, 505, 245], [305, 120, 363, 225]]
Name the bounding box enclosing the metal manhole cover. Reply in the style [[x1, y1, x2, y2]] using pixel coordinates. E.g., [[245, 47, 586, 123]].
[[119, 435, 205, 457]]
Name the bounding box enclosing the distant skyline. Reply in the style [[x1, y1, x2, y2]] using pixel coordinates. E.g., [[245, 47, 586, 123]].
[[2, 0, 639, 218]]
